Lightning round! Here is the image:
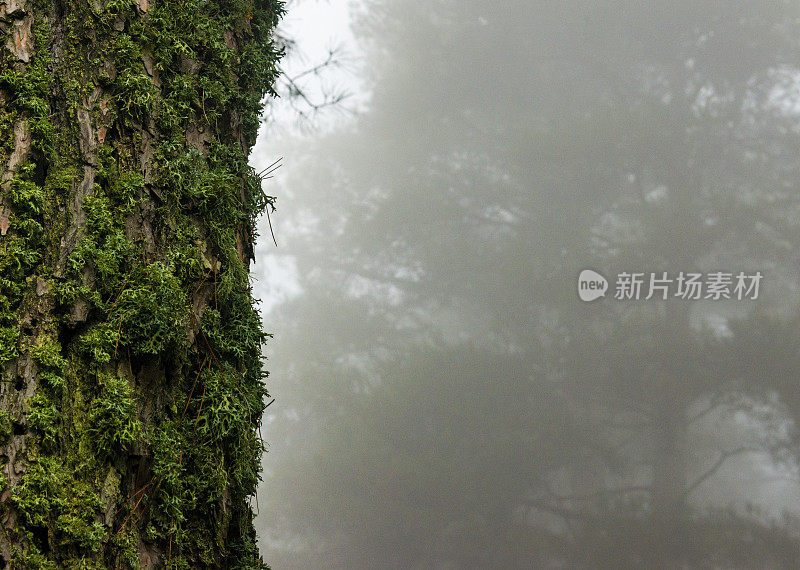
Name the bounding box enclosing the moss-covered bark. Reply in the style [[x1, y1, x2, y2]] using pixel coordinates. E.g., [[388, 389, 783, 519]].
[[0, 0, 283, 567]]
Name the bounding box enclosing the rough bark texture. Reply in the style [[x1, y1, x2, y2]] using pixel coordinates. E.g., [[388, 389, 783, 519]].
[[0, 0, 282, 567]]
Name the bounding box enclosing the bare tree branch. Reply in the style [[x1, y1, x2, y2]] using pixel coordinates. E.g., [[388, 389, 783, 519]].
[[686, 447, 761, 496]]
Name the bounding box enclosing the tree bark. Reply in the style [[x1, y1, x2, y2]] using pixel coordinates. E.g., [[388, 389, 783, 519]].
[[0, 0, 282, 567]]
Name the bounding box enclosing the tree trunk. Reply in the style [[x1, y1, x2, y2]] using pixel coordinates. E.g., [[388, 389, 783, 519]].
[[650, 399, 688, 525], [648, 302, 693, 566], [0, 0, 282, 567]]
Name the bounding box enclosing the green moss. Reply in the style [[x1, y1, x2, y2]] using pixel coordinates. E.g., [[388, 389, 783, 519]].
[[27, 392, 61, 441], [113, 262, 190, 355], [12, 548, 59, 570], [1, 0, 283, 566], [0, 327, 20, 367], [31, 335, 67, 391], [87, 372, 142, 455], [0, 19, 56, 155], [110, 34, 156, 123], [67, 192, 133, 289], [11, 457, 107, 551], [110, 527, 141, 570], [0, 165, 50, 365], [75, 322, 117, 364]]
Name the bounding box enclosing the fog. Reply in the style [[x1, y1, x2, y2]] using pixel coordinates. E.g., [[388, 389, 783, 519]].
[[251, 1, 800, 567]]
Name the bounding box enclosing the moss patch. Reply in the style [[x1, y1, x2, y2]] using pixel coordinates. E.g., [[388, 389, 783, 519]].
[[0, 0, 283, 567]]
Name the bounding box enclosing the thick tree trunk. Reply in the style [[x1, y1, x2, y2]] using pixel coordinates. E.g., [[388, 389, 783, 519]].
[[0, 0, 282, 567]]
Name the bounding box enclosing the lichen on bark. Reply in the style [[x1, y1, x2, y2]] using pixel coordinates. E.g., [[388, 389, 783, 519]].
[[0, 0, 283, 567]]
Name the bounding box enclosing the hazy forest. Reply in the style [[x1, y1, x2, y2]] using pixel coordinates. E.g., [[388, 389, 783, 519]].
[[254, 1, 800, 568]]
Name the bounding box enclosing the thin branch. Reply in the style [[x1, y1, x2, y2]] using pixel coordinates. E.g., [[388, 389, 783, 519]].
[[256, 157, 283, 180], [271, 44, 352, 125], [265, 204, 278, 247], [282, 71, 350, 116], [686, 447, 760, 495], [687, 395, 725, 425], [284, 48, 340, 83]]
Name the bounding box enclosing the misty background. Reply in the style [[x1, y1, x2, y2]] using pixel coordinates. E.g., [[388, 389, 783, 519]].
[[250, 1, 800, 568]]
